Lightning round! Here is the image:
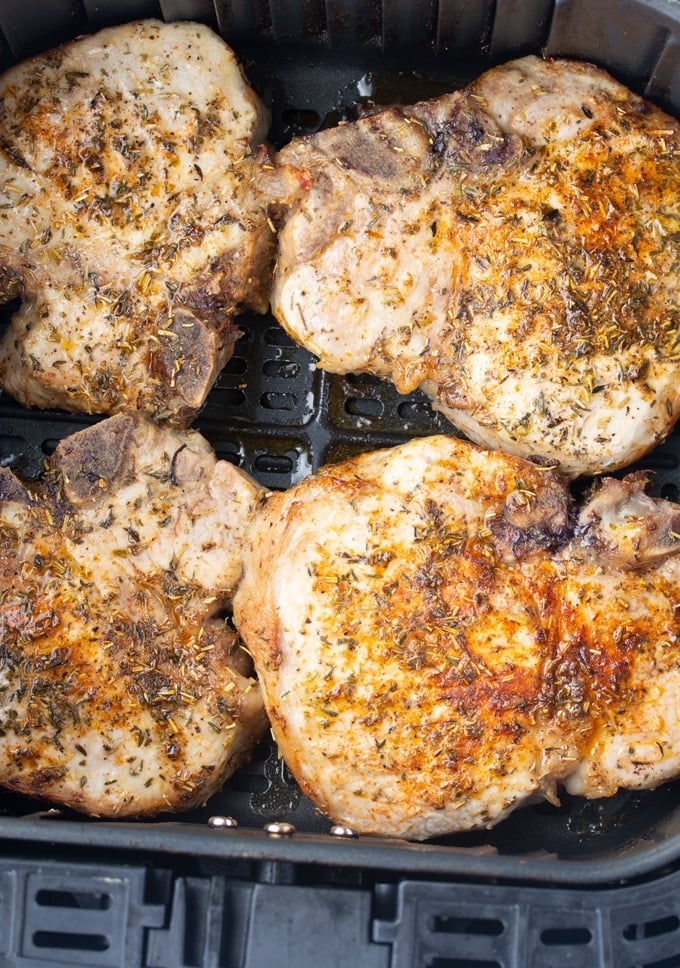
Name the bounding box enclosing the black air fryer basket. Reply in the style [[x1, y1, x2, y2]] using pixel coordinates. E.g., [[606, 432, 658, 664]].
[[1, 1, 680, 965]]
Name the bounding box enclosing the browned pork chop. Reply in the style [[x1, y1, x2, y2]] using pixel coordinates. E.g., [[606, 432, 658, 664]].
[[0, 414, 267, 816], [233, 436, 680, 840], [272, 56, 680, 477], [0, 19, 275, 424]]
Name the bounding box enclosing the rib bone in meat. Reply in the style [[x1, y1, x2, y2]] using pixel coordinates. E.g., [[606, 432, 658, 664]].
[[272, 56, 680, 477], [0, 413, 267, 816], [0, 20, 276, 424], [234, 435, 680, 840]]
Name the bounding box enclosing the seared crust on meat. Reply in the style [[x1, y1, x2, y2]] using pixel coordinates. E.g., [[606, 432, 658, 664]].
[[233, 435, 680, 840], [0, 20, 276, 424], [0, 414, 267, 816], [272, 56, 680, 477]]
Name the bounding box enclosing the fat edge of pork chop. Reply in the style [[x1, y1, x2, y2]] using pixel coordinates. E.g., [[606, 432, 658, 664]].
[[271, 55, 680, 478], [0, 413, 268, 817], [233, 435, 680, 840], [0, 19, 282, 425]]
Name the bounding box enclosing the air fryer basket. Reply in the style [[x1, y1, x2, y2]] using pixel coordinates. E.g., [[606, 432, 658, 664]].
[[1, 0, 680, 890]]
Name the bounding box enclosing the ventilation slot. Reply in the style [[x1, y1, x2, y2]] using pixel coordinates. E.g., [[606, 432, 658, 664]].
[[396, 395, 450, 432], [331, 371, 445, 435], [265, 325, 296, 348], [218, 388, 246, 408], [397, 399, 432, 421], [432, 916, 504, 937], [345, 397, 384, 419], [248, 446, 311, 488], [32, 930, 109, 953], [213, 441, 243, 467], [223, 354, 248, 375], [419, 912, 507, 968], [254, 452, 294, 475], [428, 960, 501, 968], [261, 391, 298, 412], [262, 359, 301, 379], [281, 107, 323, 138], [624, 914, 680, 941], [24, 876, 121, 966], [332, 373, 390, 429], [540, 926, 593, 946], [639, 957, 680, 968], [35, 888, 111, 911], [41, 438, 60, 457]]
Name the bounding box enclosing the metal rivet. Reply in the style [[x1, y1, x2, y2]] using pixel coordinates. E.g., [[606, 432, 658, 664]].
[[329, 825, 358, 838], [263, 821, 296, 837], [208, 815, 239, 829]]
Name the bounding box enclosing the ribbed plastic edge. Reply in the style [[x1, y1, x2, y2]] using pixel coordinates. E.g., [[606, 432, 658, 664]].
[[3, 854, 680, 966]]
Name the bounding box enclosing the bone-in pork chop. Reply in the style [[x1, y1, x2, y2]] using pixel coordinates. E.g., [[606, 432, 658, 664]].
[[0, 19, 275, 424], [233, 436, 680, 840], [272, 56, 680, 477], [0, 413, 267, 816]]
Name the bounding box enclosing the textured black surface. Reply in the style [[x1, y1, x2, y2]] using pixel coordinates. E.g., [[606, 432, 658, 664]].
[[6, 853, 680, 966]]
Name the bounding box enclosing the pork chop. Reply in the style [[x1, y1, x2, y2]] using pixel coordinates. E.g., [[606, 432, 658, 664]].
[[0, 19, 275, 424], [272, 56, 680, 478], [233, 436, 680, 840], [0, 413, 267, 816]]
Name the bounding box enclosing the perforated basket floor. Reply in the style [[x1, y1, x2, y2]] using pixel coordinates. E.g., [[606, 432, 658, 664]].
[[5, 305, 680, 885]]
